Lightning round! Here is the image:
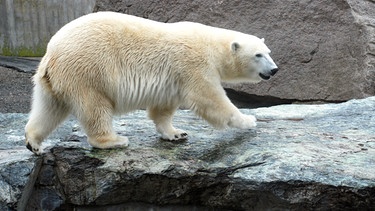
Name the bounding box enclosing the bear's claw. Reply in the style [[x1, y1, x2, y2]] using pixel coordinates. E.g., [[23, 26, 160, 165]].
[[174, 133, 188, 139], [162, 131, 188, 141]]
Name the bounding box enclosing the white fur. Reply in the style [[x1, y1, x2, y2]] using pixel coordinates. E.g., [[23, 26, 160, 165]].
[[25, 12, 278, 155]]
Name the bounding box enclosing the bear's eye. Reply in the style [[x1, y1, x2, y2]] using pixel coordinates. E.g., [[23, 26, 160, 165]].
[[255, 54, 263, 58]]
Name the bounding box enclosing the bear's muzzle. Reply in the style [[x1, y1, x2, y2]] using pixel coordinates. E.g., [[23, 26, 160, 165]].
[[259, 68, 278, 80]]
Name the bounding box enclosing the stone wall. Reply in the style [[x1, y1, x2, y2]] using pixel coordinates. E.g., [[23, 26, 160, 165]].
[[0, 0, 95, 56]]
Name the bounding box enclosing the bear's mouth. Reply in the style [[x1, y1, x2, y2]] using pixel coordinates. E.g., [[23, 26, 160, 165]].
[[259, 73, 271, 80]]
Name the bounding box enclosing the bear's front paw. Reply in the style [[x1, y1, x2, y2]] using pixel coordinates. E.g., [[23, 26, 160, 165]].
[[229, 114, 257, 129], [88, 135, 129, 149]]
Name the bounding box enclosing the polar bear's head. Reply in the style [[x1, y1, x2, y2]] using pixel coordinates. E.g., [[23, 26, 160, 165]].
[[228, 35, 278, 83]]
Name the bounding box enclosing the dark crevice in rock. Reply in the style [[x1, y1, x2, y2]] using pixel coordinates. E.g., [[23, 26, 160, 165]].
[[197, 162, 266, 177], [225, 88, 346, 109], [225, 88, 295, 108], [16, 157, 43, 211]]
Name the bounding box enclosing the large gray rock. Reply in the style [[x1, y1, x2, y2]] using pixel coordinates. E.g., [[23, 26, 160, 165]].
[[95, 0, 375, 101], [1, 97, 375, 210]]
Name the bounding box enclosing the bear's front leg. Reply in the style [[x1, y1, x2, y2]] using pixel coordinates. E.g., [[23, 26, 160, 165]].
[[186, 82, 257, 129], [148, 106, 188, 140]]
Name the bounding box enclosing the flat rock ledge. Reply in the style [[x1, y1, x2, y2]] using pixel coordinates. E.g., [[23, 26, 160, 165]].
[[1, 97, 375, 210]]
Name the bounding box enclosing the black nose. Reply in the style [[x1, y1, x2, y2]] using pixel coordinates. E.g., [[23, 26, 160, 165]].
[[270, 68, 279, 76]]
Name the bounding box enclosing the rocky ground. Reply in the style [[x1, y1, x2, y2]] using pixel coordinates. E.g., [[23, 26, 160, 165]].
[[1, 93, 374, 210], [0, 66, 33, 113], [0, 56, 40, 113]]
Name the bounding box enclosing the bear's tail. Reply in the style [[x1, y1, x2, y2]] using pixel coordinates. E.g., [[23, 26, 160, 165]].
[[33, 55, 55, 96]]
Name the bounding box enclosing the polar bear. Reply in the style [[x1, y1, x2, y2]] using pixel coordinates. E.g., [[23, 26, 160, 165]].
[[25, 12, 278, 155]]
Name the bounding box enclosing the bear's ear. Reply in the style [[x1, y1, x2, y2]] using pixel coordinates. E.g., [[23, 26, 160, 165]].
[[261, 38, 265, 42], [231, 42, 240, 52]]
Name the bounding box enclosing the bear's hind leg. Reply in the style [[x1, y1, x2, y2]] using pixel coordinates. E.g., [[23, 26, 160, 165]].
[[74, 93, 129, 149], [148, 106, 188, 141], [25, 83, 70, 155]]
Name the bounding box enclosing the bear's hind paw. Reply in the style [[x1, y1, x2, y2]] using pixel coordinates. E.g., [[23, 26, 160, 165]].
[[26, 142, 43, 155], [161, 129, 188, 141]]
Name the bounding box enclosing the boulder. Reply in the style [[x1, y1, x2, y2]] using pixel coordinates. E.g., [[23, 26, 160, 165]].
[[1, 97, 375, 210], [95, 0, 375, 101]]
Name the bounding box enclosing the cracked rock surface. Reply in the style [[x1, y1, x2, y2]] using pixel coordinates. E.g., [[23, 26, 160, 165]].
[[1, 97, 374, 210]]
